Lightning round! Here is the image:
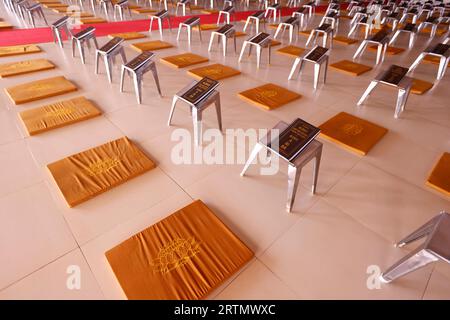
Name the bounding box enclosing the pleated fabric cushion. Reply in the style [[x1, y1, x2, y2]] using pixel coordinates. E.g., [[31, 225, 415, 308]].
[[106, 200, 254, 299], [47, 137, 155, 207]]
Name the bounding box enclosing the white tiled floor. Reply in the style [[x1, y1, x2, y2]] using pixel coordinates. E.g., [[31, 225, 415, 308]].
[[0, 3, 449, 299]]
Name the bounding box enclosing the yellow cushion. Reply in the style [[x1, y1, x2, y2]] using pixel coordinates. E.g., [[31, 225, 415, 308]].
[[411, 78, 433, 95], [238, 83, 302, 110], [106, 200, 254, 299], [276, 45, 305, 58], [333, 36, 358, 45], [131, 40, 174, 52], [5, 76, 78, 105], [108, 32, 146, 40], [19, 96, 101, 135], [329, 60, 372, 76], [368, 45, 405, 55], [426, 152, 450, 196], [160, 53, 209, 68], [0, 44, 41, 57], [47, 137, 155, 207], [187, 63, 241, 80], [319, 112, 388, 155], [0, 59, 55, 78]]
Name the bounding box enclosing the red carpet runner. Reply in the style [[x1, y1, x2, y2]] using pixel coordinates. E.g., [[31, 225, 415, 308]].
[[0, 6, 329, 46]]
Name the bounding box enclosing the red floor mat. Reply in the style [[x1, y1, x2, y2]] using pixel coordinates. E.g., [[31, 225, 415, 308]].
[[0, 7, 329, 46]]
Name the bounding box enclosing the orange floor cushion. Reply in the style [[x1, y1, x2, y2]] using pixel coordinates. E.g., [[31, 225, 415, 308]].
[[0, 44, 42, 57], [108, 32, 146, 40], [368, 45, 405, 55], [319, 112, 388, 155], [0, 59, 55, 78], [276, 45, 305, 58], [5, 76, 78, 105], [238, 83, 302, 110], [187, 63, 241, 80], [106, 200, 254, 299], [130, 40, 174, 52], [411, 78, 433, 95], [426, 152, 450, 196], [329, 60, 372, 76], [160, 53, 209, 68], [47, 137, 155, 207], [19, 96, 101, 135], [333, 36, 358, 45]]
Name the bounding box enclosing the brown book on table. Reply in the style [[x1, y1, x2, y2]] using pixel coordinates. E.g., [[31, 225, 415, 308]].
[[305, 46, 328, 61], [380, 65, 408, 85], [268, 118, 320, 162], [250, 32, 270, 44], [180, 77, 219, 105], [126, 51, 154, 71]]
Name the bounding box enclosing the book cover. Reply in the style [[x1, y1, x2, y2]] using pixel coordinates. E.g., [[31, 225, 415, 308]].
[[305, 46, 328, 61], [268, 118, 320, 162], [100, 37, 123, 53], [180, 77, 219, 105], [74, 26, 95, 39], [381, 65, 408, 85], [183, 17, 200, 25], [216, 24, 233, 34], [155, 10, 168, 17], [250, 32, 270, 44], [126, 51, 154, 71], [317, 23, 331, 31]]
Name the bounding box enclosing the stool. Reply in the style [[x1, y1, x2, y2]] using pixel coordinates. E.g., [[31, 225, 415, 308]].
[[306, 23, 334, 49], [380, 212, 450, 283], [291, 7, 307, 31], [168, 81, 222, 146], [348, 15, 373, 39], [95, 37, 126, 83], [265, 3, 281, 23], [274, 16, 300, 44], [159, 0, 168, 10], [287, 0, 301, 7], [120, 52, 162, 104], [238, 32, 272, 68], [303, 1, 316, 19], [325, 3, 340, 16], [149, 9, 171, 38], [288, 45, 329, 90], [243, 10, 266, 34], [408, 42, 449, 80], [208, 24, 237, 56], [357, 65, 413, 118], [217, 5, 234, 25], [419, 4, 433, 20], [389, 23, 417, 49], [176, 0, 191, 16], [417, 17, 439, 39], [72, 26, 99, 65], [177, 17, 202, 45], [240, 121, 323, 213], [349, 5, 365, 17], [381, 12, 401, 32], [399, 8, 419, 24], [51, 16, 71, 48], [353, 28, 390, 65], [24, 3, 48, 28], [113, 0, 131, 21], [432, 5, 445, 18], [320, 10, 340, 33], [347, 0, 361, 13], [99, 0, 113, 17]]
